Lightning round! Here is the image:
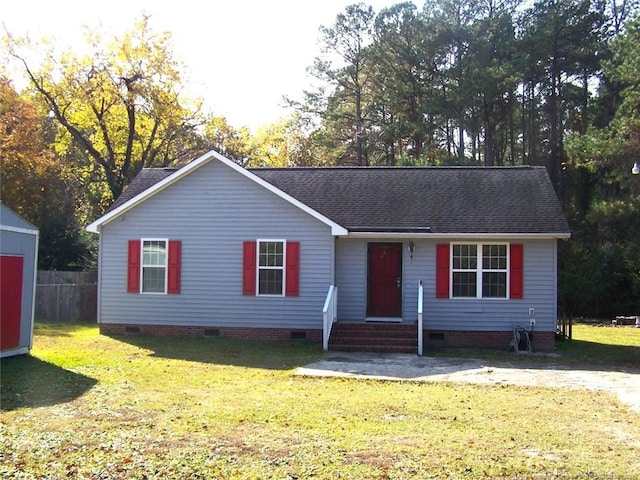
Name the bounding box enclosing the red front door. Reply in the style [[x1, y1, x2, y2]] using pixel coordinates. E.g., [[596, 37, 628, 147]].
[[0, 255, 24, 350], [367, 243, 402, 317]]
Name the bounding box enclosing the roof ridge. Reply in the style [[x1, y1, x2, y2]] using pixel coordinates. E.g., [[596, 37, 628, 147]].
[[249, 165, 538, 171], [139, 167, 178, 171]]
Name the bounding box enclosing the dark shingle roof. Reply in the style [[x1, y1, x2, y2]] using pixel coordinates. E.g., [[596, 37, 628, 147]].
[[109, 164, 570, 235], [251, 166, 569, 234], [107, 168, 178, 212]]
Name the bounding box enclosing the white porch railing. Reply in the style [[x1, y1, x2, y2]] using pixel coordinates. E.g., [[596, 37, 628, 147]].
[[322, 285, 338, 351], [417, 280, 424, 356]]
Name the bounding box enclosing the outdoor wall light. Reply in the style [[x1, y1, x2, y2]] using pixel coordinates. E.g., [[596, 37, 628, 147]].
[[408, 241, 416, 259], [633, 161, 640, 175]]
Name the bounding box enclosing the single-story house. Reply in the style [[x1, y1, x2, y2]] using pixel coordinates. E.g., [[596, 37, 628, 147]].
[[1, 203, 39, 358], [87, 150, 570, 353]]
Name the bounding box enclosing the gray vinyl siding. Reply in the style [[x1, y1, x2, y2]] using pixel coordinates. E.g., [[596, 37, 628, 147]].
[[98, 160, 334, 330], [335, 238, 559, 333], [335, 238, 367, 320]]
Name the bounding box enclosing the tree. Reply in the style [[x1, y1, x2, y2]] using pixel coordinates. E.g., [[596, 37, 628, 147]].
[[598, 0, 639, 34], [249, 115, 319, 167], [0, 77, 90, 269], [425, 0, 478, 163], [202, 115, 254, 166], [6, 15, 204, 209], [372, 2, 435, 164], [465, 0, 520, 166], [519, 0, 603, 193], [306, 3, 376, 166], [560, 13, 640, 317]]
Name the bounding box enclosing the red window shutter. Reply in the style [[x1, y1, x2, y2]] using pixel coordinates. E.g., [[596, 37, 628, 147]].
[[436, 244, 450, 299], [127, 240, 141, 293], [242, 241, 257, 296], [510, 243, 524, 299], [285, 241, 300, 297], [167, 240, 182, 294]]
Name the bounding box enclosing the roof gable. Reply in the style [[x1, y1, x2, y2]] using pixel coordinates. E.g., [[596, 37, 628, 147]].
[[86, 151, 348, 235]]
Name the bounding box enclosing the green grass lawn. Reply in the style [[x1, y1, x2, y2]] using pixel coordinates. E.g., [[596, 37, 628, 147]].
[[1, 323, 639, 479]]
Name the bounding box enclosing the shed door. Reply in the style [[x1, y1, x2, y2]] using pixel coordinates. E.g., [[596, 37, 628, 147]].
[[0, 255, 24, 350], [367, 243, 402, 317]]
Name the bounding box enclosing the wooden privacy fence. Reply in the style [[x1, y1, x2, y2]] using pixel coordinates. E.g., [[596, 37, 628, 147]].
[[36, 271, 97, 323]]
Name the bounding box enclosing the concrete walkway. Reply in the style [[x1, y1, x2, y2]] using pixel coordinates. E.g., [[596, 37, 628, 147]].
[[296, 352, 640, 414]]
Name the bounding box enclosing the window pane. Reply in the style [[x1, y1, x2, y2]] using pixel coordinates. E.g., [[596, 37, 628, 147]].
[[482, 244, 507, 270], [259, 242, 267, 265], [259, 241, 284, 267], [142, 267, 165, 293], [258, 268, 283, 295], [452, 244, 461, 269], [482, 272, 506, 298], [453, 244, 477, 270], [497, 245, 506, 269], [143, 241, 166, 266], [453, 272, 477, 297]]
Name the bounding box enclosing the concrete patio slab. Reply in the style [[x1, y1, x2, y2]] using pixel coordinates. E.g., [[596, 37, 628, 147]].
[[296, 352, 640, 414]]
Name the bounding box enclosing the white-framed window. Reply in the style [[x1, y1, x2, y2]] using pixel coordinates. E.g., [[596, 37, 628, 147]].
[[141, 239, 168, 293], [451, 243, 508, 298], [257, 239, 285, 296]]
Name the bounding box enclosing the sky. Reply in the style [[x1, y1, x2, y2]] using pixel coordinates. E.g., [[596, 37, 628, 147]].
[[3, 0, 412, 133]]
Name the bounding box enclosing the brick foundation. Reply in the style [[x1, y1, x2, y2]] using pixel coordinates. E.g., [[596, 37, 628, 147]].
[[424, 329, 555, 352], [99, 323, 323, 342], [99, 323, 555, 352]]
